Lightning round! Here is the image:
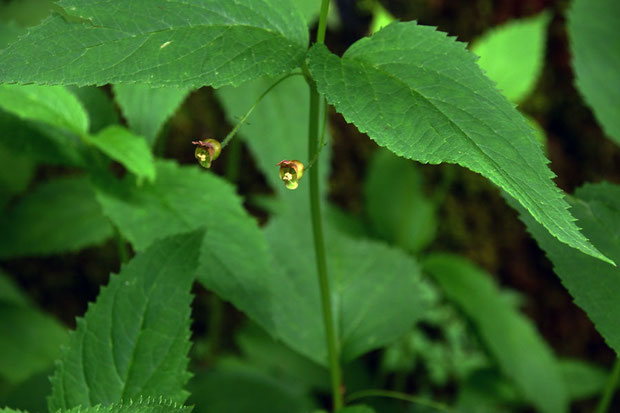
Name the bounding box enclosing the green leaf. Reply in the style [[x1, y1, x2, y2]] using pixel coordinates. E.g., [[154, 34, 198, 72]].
[[567, 0, 620, 144], [0, 85, 88, 134], [63, 399, 193, 413], [83, 126, 156, 182], [510, 182, 620, 355], [337, 406, 375, 413], [0, 143, 35, 209], [306, 21, 612, 265], [0, 270, 68, 385], [560, 359, 609, 401], [113, 85, 189, 147], [423, 253, 568, 413], [69, 86, 120, 134], [48, 231, 203, 411], [471, 13, 549, 103], [188, 359, 316, 413], [0, 408, 27, 413], [0, 0, 308, 88], [0, 176, 113, 258], [364, 149, 437, 253]]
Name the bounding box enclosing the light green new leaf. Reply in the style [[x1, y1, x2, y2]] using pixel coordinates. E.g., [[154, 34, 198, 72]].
[[0, 85, 88, 134], [83, 126, 156, 182], [49, 231, 203, 412], [0, 270, 68, 385], [567, 0, 620, 144], [63, 399, 193, 413], [364, 149, 437, 253], [0, 177, 113, 258], [113, 85, 190, 147], [306, 21, 611, 265], [471, 13, 549, 103], [512, 182, 620, 355], [0, 0, 308, 88], [423, 254, 568, 413]]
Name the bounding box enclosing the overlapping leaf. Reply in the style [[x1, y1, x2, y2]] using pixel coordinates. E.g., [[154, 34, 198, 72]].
[[306, 21, 611, 264], [0, 0, 308, 88], [423, 254, 568, 413], [49, 231, 202, 411]]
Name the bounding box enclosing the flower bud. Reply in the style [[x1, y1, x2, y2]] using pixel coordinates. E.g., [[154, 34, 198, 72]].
[[192, 139, 222, 168], [276, 160, 304, 190]]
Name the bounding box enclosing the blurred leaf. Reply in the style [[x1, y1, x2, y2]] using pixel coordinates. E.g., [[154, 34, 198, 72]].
[[113, 85, 189, 147], [69, 86, 119, 134], [0, 143, 35, 209], [456, 368, 520, 413], [188, 359, 315, 413], [306, 22, 611, 265], [567, 0, 620, 144], [0, 370, 52, 413], [64, 399, 193, 413], [0, 85, 88, 135], [423, 254, 568, 413], [0, 21, 23, 49], [471, 13, 549, 103], [49, 231, 203, 411], [560, 359, 609, 401], [511, 181, 620, 355], [0, 0, 308, 89], [369, 2, 396, 35], [83, 126, 156, 182], [0, 271, 67, 385], [364, 149, 437, 253], [0, 177, 113, 258], [337, 406, 375, 413], [0, 408, 26, 413]]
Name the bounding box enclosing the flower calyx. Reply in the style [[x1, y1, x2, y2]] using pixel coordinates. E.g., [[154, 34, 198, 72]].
[[276, 160, 304, 190], [192, 139, 222, 168]]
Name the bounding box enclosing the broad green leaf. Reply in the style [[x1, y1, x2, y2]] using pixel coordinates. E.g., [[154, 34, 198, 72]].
[[188, 359, 316, 413], [216, 75, 330, 197], [48, 231, 203, 411], [306, 21, 611, 265], [0, 271, 68, 385], [83, 126, 156, 182], [423, 253, 568, 413], [0, 177, 113, 258], [69, 86, 120, 134], [0, 20, 23, 49], [560, 359, 609, 401], [0, 143, 35, 209], [567, 0, 620, 144], [63, 399, 193, 413], [364, 149, 437, 253], [471, 13, 549, 103], [0, 0, 308, 88], [0, 85, 88, 134], [113, 85, 189, 147], [511, 182, 620, 355]]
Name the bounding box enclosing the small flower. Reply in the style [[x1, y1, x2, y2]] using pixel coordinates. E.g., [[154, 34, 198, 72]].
[[276, 160, 304, 190], [192, 139, 222, 168]]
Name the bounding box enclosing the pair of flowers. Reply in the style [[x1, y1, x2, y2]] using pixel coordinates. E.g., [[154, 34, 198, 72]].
[[193, 140, 304, 190]]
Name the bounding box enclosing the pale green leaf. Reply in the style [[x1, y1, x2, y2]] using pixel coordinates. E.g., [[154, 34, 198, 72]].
[[0, 271, 68, 385], [0, 176, 113, 258], [511, 182, 620, 355], [369, 2, 396, 35], [423, 253, 568, 413], [567, 0, 620, 144], [48, 231, 203, 411], [364, 149, 437, 253], [306, 21, 611, 265], [63, 398, 193, 413], [113, 85, 189, 147], [560, 359, 609, 401], [83, 126, 156, 182], [0, 0, 308, 88], [188, 359, 316, 413], [0, 85, 88, 134], [471, 13, 549, 103]]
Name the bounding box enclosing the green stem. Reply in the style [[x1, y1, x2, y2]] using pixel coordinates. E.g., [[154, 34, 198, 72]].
[[308, 1, 342, 411], [306, 98, 328, 170], [346, 389, 455, 412], [220, 72, 301, 148], [596, 358, 620, 413]]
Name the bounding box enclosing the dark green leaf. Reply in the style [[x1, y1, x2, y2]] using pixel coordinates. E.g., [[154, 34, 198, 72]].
[[0, 0, 308, 88], [63, 399, 193, 413], [0, 143, 35, 209], [306, 21, 611, 264], [69, 86, 120, 134], [560, 359, 609, 401], [48, 231, 203, 411]]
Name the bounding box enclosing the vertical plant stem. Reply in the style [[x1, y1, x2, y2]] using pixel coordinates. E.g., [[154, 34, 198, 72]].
[[308, 0, 343, 411], [596, 358, 620, 413]]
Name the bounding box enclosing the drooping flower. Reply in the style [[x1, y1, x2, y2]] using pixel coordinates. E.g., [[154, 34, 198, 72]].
[[276, 160, 304, 190], [192, 139, 222, 168]]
